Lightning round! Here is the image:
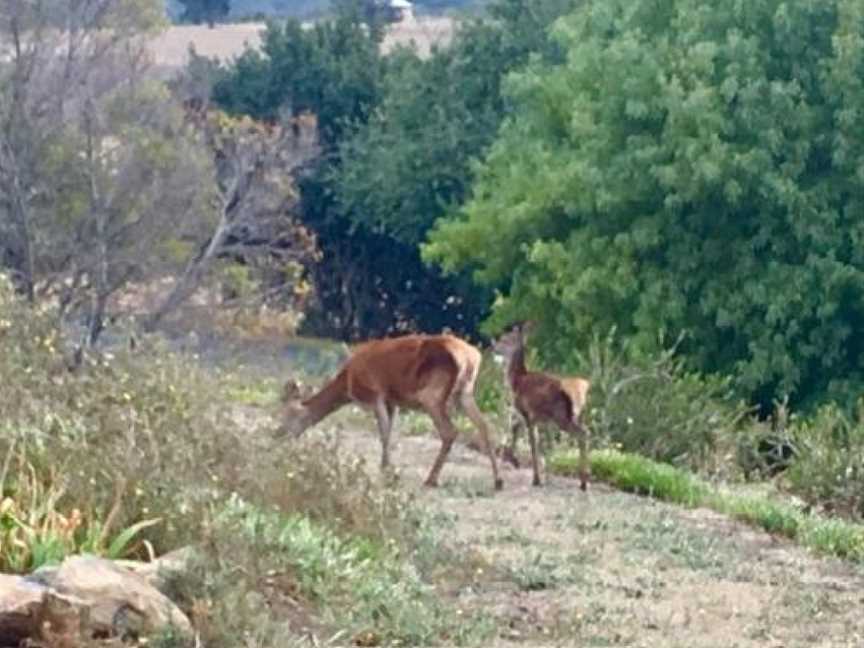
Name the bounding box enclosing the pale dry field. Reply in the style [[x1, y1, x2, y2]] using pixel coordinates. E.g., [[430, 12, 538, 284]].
[[148, 17, 455, 71]]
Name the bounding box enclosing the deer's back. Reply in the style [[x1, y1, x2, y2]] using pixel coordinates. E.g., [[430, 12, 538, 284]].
[[344, 334, 479, 407]]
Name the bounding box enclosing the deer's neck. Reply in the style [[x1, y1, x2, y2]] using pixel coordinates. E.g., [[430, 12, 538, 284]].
[[300, 370, 351, 430]]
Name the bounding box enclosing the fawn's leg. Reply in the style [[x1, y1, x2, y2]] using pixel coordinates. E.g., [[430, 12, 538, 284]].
[[527, 422, 542, 487]]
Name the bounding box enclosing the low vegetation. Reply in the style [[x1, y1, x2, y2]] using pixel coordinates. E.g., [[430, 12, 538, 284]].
[[4, 1, 864, 643], [573, 331, 749, 475], [550, 450, 864, 563], [783, 404, 864, 520], [0, 277, 493, 645]]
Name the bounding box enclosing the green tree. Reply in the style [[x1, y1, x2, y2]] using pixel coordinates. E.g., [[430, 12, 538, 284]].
[[211, 8, 383, 146], [425, 0, 864, 410], [334, 0, 575, 245], [209, 5, 392, 338], [210, 0, 578, 339], [177, 0, 230, 26], [318, 0, 577, 337]]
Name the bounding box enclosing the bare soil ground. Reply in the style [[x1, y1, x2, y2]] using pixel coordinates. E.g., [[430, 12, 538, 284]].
[[308, 414, 864, 648]]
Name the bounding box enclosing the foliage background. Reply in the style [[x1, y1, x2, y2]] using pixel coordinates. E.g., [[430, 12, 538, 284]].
[[425, 0, 864, 411]]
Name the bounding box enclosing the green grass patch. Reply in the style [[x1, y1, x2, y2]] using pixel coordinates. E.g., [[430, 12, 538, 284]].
[[553, 449, 710, 506], [209, 496, 494, 646], [224, 379, 280, 406], [550, 449, 864, 563]]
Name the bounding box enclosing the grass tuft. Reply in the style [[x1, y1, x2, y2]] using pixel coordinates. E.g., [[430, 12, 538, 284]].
[[550, 449, 864, 563], [553, 450, 710, 506]]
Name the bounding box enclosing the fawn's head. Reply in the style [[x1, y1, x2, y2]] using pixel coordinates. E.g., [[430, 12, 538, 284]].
[[492, 320, 536, 358]]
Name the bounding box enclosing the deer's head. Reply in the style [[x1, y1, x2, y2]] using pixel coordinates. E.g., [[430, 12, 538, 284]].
[[280, 378, 311, 438]]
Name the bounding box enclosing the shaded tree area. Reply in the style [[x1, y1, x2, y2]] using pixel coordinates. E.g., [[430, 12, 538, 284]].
[[425, 0, 864, 410], [211, 0, 579, 340]]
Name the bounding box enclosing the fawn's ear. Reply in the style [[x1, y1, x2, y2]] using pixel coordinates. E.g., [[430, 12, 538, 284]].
[[519, 320, 538, 335], [282, 378, 304, 402]]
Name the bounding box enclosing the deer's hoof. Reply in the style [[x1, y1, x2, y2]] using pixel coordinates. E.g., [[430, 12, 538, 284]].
[[580, 481, 588, 492], [423, 479, 439, 488], [532, 478, 542, 487], [494, 478, 504, 491]]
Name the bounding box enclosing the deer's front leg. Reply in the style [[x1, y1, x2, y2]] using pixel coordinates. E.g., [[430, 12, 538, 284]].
[[374, 399, 394, 470]]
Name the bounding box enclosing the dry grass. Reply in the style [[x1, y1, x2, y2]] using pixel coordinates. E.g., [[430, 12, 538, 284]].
[[147, 17, 455, 73]]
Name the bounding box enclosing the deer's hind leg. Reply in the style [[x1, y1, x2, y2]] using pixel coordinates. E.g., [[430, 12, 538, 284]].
[[460, 392, 503, 491], [423, 406, 458, 488]]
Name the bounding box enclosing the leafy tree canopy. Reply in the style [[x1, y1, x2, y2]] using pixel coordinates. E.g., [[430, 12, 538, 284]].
[[332, 0, 576, 247], [425, 0, 864, 409], [211, 5, 384, 147]]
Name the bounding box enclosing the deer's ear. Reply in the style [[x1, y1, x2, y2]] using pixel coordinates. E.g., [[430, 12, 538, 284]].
[[282, 378, 303, 402]]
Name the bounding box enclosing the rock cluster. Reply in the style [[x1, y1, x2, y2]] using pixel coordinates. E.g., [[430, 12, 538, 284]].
[[0, 553, 192, 647]]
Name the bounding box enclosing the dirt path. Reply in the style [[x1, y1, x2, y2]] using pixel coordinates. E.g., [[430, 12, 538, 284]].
[[323, 419, 864, 648]]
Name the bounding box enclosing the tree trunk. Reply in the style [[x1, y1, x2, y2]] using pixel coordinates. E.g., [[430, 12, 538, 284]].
[[10, 185, 35, 302], [144, 159, 255, 330], [144, 215, 230, 331], [84, 100, 109, 347]]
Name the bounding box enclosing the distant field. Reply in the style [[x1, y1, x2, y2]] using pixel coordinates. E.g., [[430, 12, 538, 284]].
[[148, 17, 456, 72]]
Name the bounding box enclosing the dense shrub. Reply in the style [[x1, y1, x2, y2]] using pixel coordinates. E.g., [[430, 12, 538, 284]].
[[0, 275, 245, 568], [573, 331, 749, 474], [0, 275, 418, 569], [784, 405, 864, 521]]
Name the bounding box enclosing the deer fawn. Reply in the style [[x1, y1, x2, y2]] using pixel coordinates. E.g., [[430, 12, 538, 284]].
[[493, 321, 590, 490], [281, 334, 504, 490]]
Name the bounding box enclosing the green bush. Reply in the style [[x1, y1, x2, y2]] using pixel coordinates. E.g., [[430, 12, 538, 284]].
[[784, 404, 864, 521], [0, 274, 244, 567], [575, 331, 749, 474]]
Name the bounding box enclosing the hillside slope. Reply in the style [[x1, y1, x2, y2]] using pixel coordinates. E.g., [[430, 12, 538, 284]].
[[302, 415, 864, 646]]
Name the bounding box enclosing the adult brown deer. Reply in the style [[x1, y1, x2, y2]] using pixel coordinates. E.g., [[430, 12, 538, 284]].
[[493, 321, 590, 490], [281, 334, 504, 490]]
